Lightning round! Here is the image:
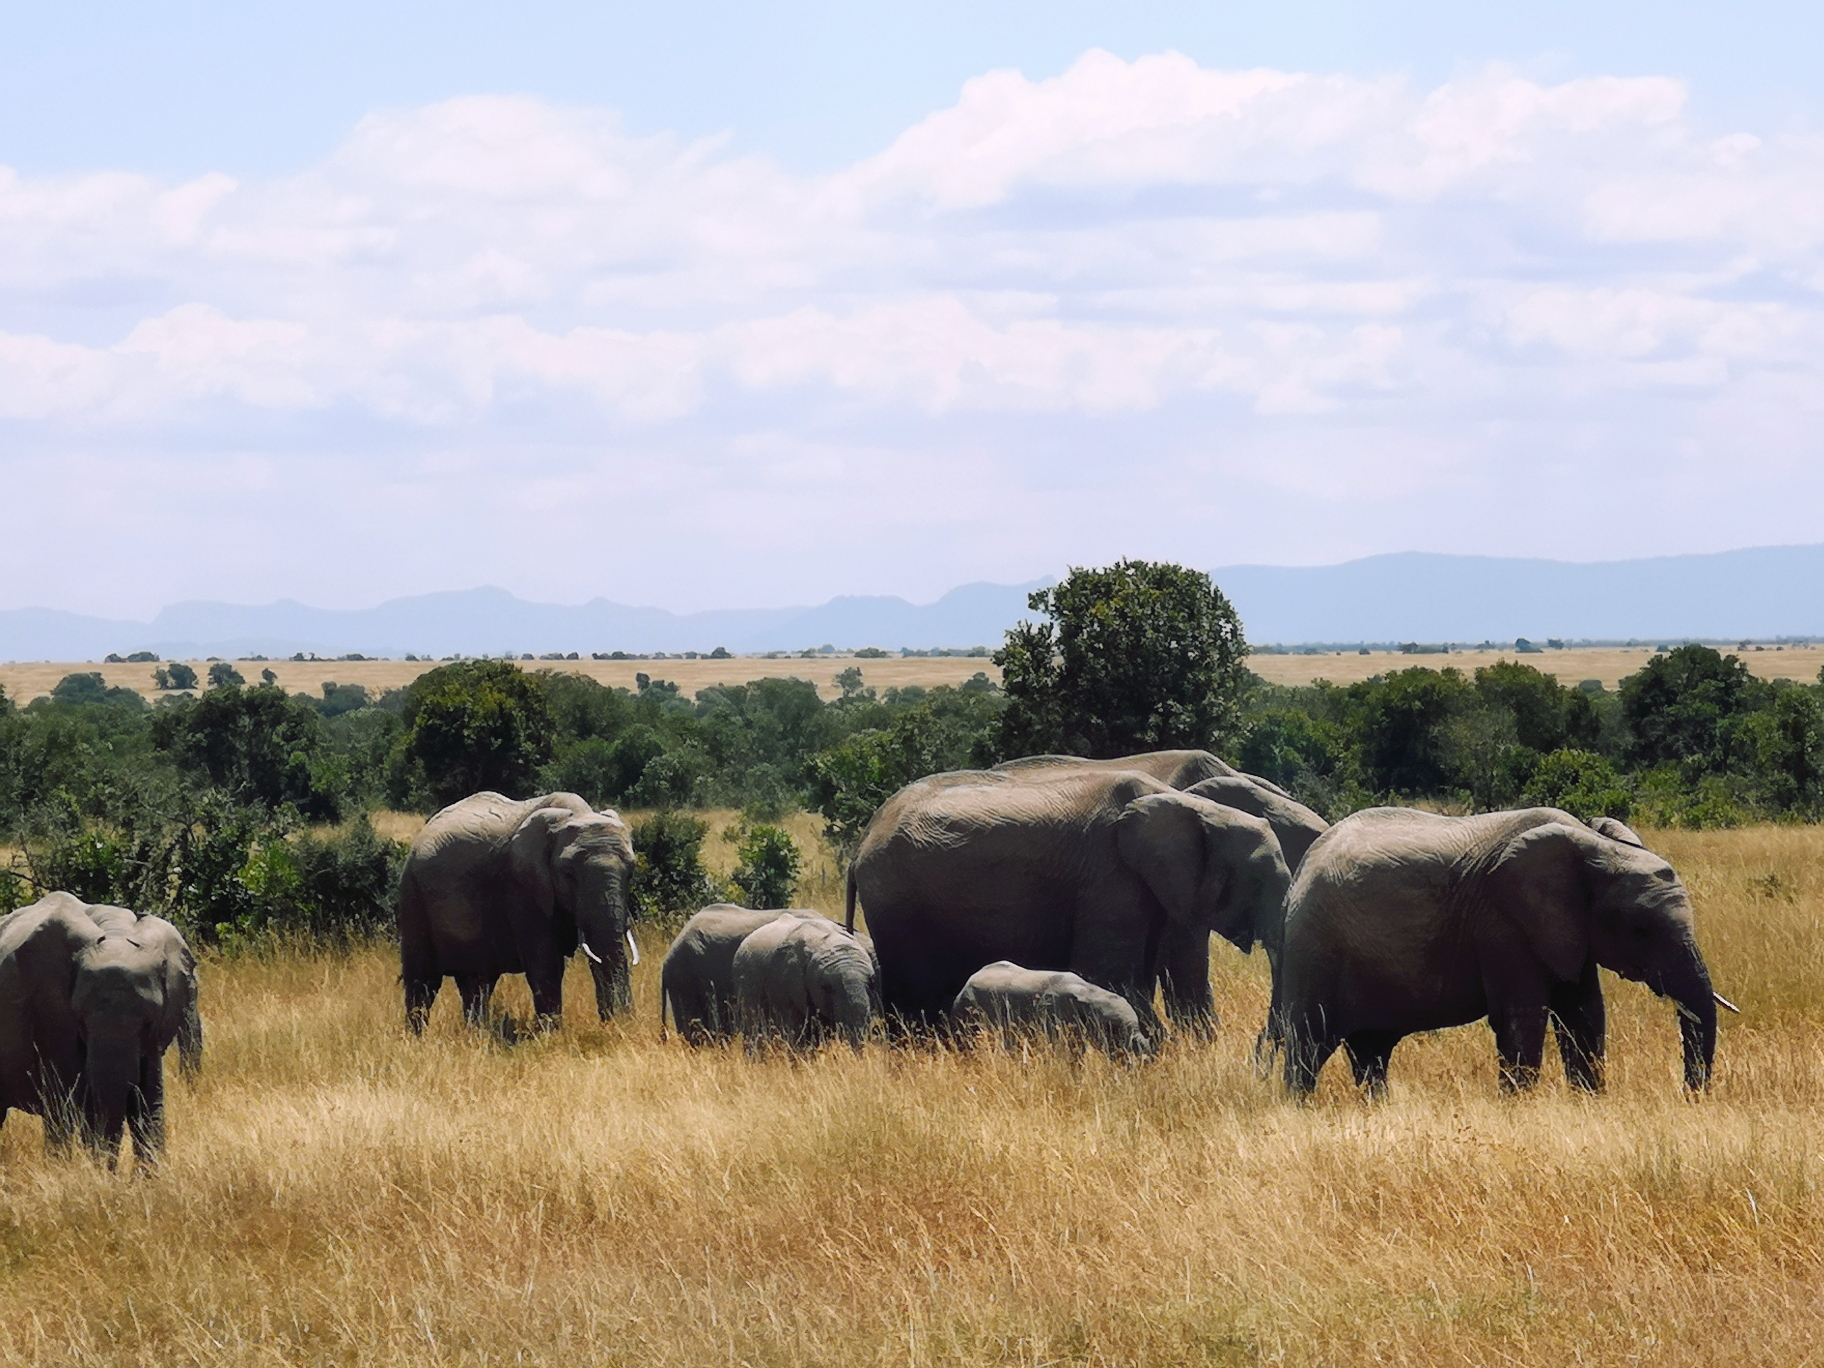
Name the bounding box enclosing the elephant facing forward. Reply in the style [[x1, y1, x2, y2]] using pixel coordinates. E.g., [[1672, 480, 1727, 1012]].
[[400, 792, 636, 1032], [1279, 807, 1728, 1098], [0, 893, 202, 1167], [662, 904, 831, 1044], [733, 914, 880, 1051]]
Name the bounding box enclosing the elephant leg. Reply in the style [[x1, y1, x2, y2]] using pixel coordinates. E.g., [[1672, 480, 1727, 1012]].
[[1490, 1002, 1549, 1093], [1283, 1012, 1339, 1099], [1157, 925, 1218, 1039], [1343, 1031, 1401, 1099], [128, 1054, 166, 1169], [404, 974, 441, 1035], [456, 975, 498, 1029], [1550, 960, 1607, 1093], [525, 963, 564, 1032]]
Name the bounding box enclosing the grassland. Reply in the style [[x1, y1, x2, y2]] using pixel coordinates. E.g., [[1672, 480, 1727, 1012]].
[[7, 643, 1824, 707], [0, 824, 1820, 1366]]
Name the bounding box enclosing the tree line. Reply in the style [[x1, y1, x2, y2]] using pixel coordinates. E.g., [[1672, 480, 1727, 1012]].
[[3, 559, 1819, 945]]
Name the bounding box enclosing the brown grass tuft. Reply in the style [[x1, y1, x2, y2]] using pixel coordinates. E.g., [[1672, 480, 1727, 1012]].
[[0, 826, 1819, 1364]]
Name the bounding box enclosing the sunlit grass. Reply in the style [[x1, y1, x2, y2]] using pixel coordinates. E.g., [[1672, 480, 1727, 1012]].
[[0, 826, 1819, 1364]]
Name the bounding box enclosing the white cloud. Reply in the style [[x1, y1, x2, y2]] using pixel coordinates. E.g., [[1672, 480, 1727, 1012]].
[[1, 52, 1823, 614]]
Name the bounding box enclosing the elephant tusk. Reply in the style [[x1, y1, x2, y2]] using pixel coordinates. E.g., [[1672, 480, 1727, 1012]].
[[580, 940, 603, 965], [626, 929, 642, 966], [1713, 991, 1741, 1014]]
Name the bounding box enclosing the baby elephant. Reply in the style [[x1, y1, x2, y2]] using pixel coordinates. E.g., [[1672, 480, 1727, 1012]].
[[661, 904, 821, 1044], [732, 914, 880, 1052], [951, 962, 1154, 1062]]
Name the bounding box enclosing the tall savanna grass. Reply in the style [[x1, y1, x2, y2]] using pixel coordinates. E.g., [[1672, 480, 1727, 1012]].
[[0, 826, 1820, 1365]]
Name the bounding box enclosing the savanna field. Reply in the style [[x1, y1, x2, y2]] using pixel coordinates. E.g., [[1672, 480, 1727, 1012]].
[[2, 822, 1821, 1367]]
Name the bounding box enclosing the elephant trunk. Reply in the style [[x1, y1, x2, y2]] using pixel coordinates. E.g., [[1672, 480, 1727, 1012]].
[[80, 1029, 139, 1166], [580, 873, 634, 1019], [1655, 939, 1717, 1092], [831, 968, 876, 1050]]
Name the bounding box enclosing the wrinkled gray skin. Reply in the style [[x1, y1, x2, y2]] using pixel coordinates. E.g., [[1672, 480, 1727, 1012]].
[[662, 904, 830, 1044], [732, 914, 881, 1052], [1279, 807, 1720, 1098], [952, 961, 1154, 1061], [399, 792, 636, 1032], [848, 767, 1289, 1040], [994, 751, 1327, 1036], [0, 893, 201, 1168]]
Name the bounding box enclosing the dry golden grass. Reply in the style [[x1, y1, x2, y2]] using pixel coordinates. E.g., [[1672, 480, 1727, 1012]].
[[1, 826, 1821, 1365], [0, 656, 999, 706], [1248, 644, 1824, 690]]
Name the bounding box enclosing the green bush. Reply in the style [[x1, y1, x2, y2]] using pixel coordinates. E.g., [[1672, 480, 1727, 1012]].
[[154, 662, 199, 691], [394, 660, 556, 809], [207, 662, 246, 689], [1522, 749, 1633, 821], [629, 810, 718, 922], [725, 821, 802, 909]]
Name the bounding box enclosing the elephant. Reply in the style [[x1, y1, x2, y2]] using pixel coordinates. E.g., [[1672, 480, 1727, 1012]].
[[0, 892, 202, 1167], [951, 962, 1153, 1061], [1277, 807, 1728, 1098], [399, 791, 637, 1033], [846, 766, 1289, 1038], [995, 750, 1328, 1035], [662, 904, 830, 1044], [732, 914, 880, 1051]]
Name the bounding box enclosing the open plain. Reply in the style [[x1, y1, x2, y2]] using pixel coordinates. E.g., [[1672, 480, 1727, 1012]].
[[0, 824, 1818, 1366], [5, 643, 1824, 708]]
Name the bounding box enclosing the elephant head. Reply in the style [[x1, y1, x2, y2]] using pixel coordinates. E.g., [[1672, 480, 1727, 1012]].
[[1115, 793, 1290, 955], [511, 806, 637, 1018], [805, 924, 881, 1049], [1493, 819, 1718, 1091], [65, 910, 199, 1165], [1184, 775, 1328, 958]]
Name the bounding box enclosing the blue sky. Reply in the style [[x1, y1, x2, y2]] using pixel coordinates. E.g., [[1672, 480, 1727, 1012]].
[[2, 2, 1822, 615]]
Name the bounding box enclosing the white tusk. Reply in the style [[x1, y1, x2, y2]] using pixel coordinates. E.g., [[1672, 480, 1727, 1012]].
[[579, 940, 603, 965], [1713, 991, 1741, 1014], [626, 929, 642, 966]]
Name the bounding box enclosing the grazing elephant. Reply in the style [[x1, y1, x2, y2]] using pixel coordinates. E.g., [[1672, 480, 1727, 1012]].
[[732, 914, 880, 1051], [847, 767, 1289, 1037], [0, 893, 202, 1167], [951, 962, 1153, 1061], [399, 791, 637, 1033], [1278, 807, 1728, 1098], [995, 750, 1327, 1035], [662, 904, 829, 1044]]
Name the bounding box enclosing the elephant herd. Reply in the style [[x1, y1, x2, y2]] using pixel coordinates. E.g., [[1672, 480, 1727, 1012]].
[[403, 750, 1729, 1097], [0, 749, 1731, 1169]]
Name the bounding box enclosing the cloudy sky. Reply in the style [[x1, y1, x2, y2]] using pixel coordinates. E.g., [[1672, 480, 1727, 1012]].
[[3, 1, 1822, 617]]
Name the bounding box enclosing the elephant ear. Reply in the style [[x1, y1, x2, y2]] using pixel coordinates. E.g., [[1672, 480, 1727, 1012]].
[[1586, 815, 1647, 849], [508, 806, 577, 920], [1491, 822, 1598, 982], [0, 898, 94, 1044], [1114, 793, 1212, 929]]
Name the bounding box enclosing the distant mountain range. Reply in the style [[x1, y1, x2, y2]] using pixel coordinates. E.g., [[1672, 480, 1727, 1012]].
[[4, 544, 1823, 661]]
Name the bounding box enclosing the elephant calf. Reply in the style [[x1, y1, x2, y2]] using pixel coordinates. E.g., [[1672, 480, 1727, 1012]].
[[951, 962, 1154, 1062], [662, 904, 829, 1044], [732, 914, 880, 1052], [0, 892, 202, 1168]]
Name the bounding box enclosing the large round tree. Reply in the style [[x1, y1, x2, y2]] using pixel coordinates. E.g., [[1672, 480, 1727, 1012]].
[[992, 559, 1250, 760], [397, 660, 556, 808]]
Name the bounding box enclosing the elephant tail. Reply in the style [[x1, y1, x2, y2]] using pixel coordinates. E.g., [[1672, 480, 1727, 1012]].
[[844, 864, 857, 934]]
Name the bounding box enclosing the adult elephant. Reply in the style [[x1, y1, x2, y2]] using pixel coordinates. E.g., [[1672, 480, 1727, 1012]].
[[846, 767, 1289, 1036], [0, 892, 202, 1167], [1278, 807, 1729, 1098], [400, 791, 637, 1033], [994, 751, 1328, 1034]]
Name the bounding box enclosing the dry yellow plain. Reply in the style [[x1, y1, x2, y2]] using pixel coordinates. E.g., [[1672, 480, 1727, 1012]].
[[0, 823, 1818, 1365], [0, 654, 999, 705], [6, 643, 1822, 708]]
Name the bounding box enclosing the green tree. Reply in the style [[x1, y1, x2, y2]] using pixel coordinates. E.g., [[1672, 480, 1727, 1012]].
[[993, 560, 1249, 759], [154, 662, 198, 691], [1346, 667, 1477, 796], [151, 682, 343, 820], [1743, 686, 1824, 813], [1522, 748, 1633, 820], [207, 661, 246, 689], [629, 810, 718, 921], [1620, 645, 1762, 776], [725, 820, 802, 909], [396, 660, 556, 808]]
